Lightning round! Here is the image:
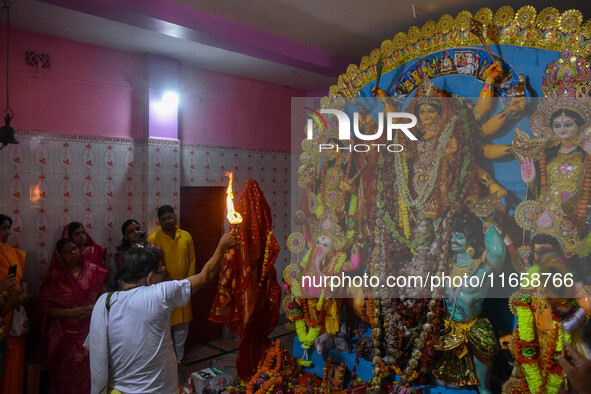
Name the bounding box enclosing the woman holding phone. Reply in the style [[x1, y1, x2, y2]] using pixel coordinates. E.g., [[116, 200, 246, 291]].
[[114, 220, 164, 289], [0, 214, 26, 394]]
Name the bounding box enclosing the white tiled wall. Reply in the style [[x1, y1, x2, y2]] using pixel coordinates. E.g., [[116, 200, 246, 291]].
[[5, 131, 290, 294]]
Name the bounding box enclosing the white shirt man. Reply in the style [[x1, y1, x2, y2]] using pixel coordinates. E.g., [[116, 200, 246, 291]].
[[86, 233, 236, 394]]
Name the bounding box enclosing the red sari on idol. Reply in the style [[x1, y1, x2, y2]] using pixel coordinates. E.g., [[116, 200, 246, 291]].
[[39, 245, 108, 394], [61, 225, 107, 269], [209, 180, 282, 381]]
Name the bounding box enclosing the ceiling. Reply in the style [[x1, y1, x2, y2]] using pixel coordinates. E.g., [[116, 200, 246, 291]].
[[7, 0, 591, 91]]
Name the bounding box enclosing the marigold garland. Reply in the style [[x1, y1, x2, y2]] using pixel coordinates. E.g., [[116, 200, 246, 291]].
[[339, 158, 353, 210], [540, 152, 547, 195], [574, 155, 591, 226], [513, 293, 573, 394], [398, 155, 411, 239], [245, 340, 285, 394], [321, 358, 345, 392], [258, 231, 274, 286]]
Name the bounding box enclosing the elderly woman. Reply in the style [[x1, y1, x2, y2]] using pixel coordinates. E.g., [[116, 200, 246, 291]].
[[39, 238, 108, 394], [62, 222, 107, 268]]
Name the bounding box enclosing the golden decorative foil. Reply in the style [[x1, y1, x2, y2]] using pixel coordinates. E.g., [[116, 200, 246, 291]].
[[380, 40, 394, 57], [329, 5, 591, 99], [455, 11, 473, 32], [511, 244, 533, 273], [537, 7, 559, 29], [511, 128, 550, 163], [283, 266, 301, 287], [582, 19, 591, 38], [294, 210, 306, 226], [370, 48, 382, 64], [407, 26, 421, 44], [501, 376, 530, 394], [347, 64, 359, 79], [433, 317, 497, 387], [422, 20, 437, 38], [438, 14, 455, 34], [301, 139, 315, 153], [287, 232, 305, 254], [282, 295, 299, 320], [299, 152, 312, 166], [558, 9, 583, 33], [474, 8, 493, 26], [515, 5, 536, 28], [392, 32, 407, 50], [514, 200, 543, 231], [494, 6, 514, 27], [467, 194, 499, 218]]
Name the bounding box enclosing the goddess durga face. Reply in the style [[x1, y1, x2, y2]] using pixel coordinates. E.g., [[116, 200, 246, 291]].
[[418, 103, 441, 129]]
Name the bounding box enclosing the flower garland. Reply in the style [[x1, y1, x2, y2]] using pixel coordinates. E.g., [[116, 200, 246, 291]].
[[394, 115, 458, 209], [259, 231, 274, 287], [398, 155, 411, 239], [295, 319, 321, 350], [575, 154, 591, 226], [321, 358, 345, 392], [245, 340, 284, 394], [540, 152, 547, 195], [339, 157, 353, 210], [293, 247, 323, 367], [512, 292, 572, 394], [348, 304, 366, 393], [315, 194, 324, 219], [377, 105, 474, 251], [345, 194, 358, 245]]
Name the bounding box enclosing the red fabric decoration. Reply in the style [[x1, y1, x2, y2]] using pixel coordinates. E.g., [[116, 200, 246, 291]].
[[209, 180, 282, 381]]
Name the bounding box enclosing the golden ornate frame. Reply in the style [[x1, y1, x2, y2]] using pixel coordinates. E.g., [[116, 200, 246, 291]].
[[329, 6, 591, 98]]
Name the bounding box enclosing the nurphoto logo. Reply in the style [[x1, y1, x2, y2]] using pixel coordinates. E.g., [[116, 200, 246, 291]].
[[305, 108, 418, 153]]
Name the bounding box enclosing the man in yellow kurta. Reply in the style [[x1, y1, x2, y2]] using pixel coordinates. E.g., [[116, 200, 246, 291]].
[[148, 205, 195, 364]]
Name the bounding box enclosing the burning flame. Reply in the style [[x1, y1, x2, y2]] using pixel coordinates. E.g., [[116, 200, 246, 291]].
[[225, 172, 242, 224]]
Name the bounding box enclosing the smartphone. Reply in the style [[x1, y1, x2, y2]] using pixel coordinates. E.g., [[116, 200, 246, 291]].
[[8, 264, 17, 277], [137, 231, 147, 247]]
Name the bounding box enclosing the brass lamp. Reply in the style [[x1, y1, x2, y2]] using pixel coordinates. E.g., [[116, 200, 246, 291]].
[[0, 112, 17, 147]]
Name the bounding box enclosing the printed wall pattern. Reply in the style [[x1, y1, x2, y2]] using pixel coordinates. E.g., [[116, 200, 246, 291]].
[[3, 131, 290, 294]]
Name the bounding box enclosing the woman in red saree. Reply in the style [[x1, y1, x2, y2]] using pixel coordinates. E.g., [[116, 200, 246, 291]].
[[209, 180, 282, 381], [39, 238, 108, 394], [62, 222, 107, 269]]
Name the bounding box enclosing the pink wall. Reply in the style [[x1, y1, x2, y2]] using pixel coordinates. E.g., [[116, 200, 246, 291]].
[[1, 28, 144, 138], [179, 67, 303, 151], [0, 27, 303, 150]]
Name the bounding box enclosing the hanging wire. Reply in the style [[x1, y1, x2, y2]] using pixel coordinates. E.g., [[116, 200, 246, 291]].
[[2, 1, 11, 117]]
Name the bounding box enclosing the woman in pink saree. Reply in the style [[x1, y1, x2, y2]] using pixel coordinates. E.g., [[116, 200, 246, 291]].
[[62, 222, 107, 269], [39, 238, 108, 394]]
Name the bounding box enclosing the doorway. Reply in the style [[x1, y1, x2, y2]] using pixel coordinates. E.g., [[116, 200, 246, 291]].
[[180, 186, 225, 346]]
